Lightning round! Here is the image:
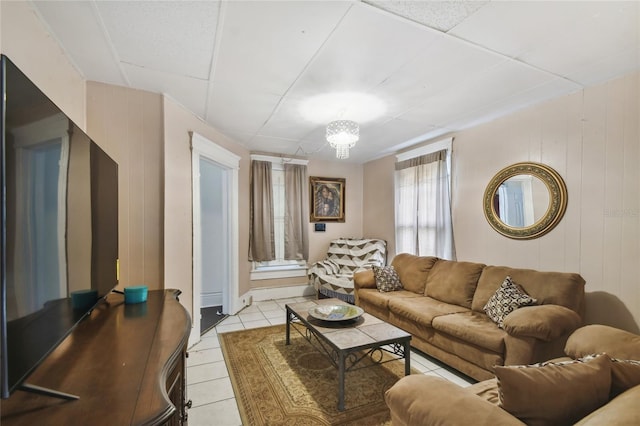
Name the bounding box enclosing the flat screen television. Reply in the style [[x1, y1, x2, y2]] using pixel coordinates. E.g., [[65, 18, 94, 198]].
[[0, 55, 119, 399]]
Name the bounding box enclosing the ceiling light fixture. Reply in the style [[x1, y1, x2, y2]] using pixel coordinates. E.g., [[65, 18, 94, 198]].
[[326, 120, 359, 159]]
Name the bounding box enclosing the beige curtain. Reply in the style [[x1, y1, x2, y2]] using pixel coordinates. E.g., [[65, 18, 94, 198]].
[[284, 163, 309, 260], [249, 160, 275, 261]]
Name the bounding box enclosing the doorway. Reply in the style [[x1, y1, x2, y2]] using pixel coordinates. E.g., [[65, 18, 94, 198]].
[[190, 132, 240, 346], [199, 158, 228, 334]]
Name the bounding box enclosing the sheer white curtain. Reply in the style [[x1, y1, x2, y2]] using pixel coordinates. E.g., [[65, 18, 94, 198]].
[[395, 149, 456, 260]]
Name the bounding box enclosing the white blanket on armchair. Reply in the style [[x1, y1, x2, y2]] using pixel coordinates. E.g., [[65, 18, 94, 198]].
[[308, 238, 386, 303]]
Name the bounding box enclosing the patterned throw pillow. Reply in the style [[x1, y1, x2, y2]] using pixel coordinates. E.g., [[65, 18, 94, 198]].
[[372, 265, 402, 292], [483, 276, 537, 328]]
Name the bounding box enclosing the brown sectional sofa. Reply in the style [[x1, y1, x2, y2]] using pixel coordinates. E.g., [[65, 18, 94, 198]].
[[385, 324, 640, 425], [353, 253, 586, 381]]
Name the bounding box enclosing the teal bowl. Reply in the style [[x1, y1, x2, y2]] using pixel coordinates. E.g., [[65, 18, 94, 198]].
[[124, 285, 148, 304]]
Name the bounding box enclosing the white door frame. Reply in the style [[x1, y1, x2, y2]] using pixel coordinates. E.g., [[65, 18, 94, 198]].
[[190, 132, 240, 347]]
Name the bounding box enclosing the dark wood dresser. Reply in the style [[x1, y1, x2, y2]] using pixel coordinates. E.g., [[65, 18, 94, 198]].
[[1, 289, 191, 425]]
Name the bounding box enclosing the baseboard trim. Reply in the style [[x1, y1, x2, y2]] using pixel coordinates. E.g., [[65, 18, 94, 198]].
[[236, 283, 316, 309], [201, 292, 222, 307], [252, 284, 316, 301]]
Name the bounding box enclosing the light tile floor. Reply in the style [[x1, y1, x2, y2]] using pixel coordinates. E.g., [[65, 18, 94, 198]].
[[186, 296, 476, 426]]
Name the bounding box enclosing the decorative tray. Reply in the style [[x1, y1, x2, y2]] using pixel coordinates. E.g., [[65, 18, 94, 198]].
[[308, 305, 364, 322]]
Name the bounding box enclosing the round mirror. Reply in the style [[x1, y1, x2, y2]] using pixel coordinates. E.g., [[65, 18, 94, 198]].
[[483, 162, 567, 239]]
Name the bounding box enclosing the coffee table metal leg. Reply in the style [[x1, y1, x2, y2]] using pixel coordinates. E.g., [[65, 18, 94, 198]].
[[404, 340, 411, 376], [285, 307, 291, 345], [338, 351, 346, 411]]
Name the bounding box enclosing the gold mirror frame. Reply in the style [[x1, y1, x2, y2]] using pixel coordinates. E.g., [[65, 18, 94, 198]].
[[483, 162, 568, 240]]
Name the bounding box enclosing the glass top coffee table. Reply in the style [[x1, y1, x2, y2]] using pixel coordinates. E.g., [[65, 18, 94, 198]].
[[285, 298, 411, 411]]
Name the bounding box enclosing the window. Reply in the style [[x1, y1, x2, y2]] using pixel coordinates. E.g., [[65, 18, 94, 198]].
[[394, 138, 456, 259], [250, 155, 308, 279], [256, 164, 304, 269]]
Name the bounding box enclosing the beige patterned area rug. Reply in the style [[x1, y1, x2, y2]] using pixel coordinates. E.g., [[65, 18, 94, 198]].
[[219, 324, 416, 425]]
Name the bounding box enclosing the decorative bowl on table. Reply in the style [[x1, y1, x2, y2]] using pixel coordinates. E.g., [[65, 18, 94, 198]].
[[308, 305, 364, 322]]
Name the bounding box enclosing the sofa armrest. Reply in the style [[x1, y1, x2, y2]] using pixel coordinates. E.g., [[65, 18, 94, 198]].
[[385, 375, 525, 426], [565, 324, 640, 360], [575, 384, 640, 425], [502, 305, 582, 341], [353, 269, 376, 290]]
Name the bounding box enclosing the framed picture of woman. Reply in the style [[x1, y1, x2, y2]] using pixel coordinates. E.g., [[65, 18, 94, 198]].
[[309, 176, 345, 222]]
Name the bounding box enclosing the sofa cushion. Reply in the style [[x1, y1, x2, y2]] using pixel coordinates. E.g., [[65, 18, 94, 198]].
[[425, 260, 485, 308], [357, 288, 420, 310], [391, 253, 438, 294], [432, 311, 507, 353], [472, 265, 585, 313], [483, 276, 537, 328], [495, 354, 612, 426], [372, 265, 402, 292], [388, 296, 469, 328], [429, 332, 504, 374]]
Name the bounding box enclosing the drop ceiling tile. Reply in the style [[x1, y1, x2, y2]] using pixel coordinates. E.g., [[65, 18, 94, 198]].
[[32, 1, 127, 85], [363, 0, 489, 32], [96, 1, 219, 79], [297, 127, 341, 161], [215, 129, 254, 147], [445, 77, 583, 131], [287, 3, 442, 100], [245, 132, 336, 161], [359, 117, 443, 154], [212, 1, 351, 96], [370, 35, 504, 118], [205, 87, 282, 135], [120, 62, 209, 119], [451, 1, 639, 80], [567, 46, 640, 86], [450, 2, 590, 59], [257, 99, 321, 141], [518, 3, 639, 81], [297, 125, 328, 146], [401, 59, 562, 127]]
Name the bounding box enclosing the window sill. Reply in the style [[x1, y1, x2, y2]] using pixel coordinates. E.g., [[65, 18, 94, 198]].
[[250, 265, 308, 281]]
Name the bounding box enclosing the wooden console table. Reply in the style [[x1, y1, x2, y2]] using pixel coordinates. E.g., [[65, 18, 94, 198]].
[[1, 289, 191, 425]]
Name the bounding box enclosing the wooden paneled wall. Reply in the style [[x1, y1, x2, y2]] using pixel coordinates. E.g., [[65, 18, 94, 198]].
[[87, 82, 165, 291], [364, 72, 640, 332]]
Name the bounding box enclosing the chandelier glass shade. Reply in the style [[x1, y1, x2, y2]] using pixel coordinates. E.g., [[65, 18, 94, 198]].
[[326, 120, 359, 159]]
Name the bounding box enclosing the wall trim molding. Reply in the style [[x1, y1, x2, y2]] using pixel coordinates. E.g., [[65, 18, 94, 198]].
[[238, 284, 316, 308], [396, 137, 453, 162], [250, 267, 307, 281], [189, 132, 241, 347]]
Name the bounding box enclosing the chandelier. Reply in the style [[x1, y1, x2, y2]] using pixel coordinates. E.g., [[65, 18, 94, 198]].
[[326, 120, 359, 159]]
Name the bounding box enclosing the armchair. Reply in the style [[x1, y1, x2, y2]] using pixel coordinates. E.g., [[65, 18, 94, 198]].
[[308, 238, 386, 303]]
